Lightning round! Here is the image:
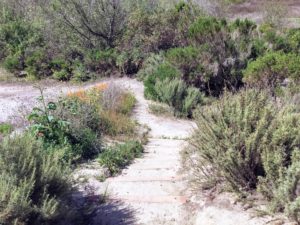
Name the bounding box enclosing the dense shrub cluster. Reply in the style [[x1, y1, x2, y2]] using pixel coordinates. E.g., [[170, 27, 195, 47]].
[[0, 134, 70, 225], [189, 89, 300, 220], [0, 82, 139, 224], [29, 83, 137, 162]]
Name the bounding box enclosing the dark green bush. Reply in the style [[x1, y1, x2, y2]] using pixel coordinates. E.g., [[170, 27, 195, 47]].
[[188, 17, 227, 45], [85, 49, 117, 75], [98, 141, 143, 175], [2, 52, 23, 72], [243, 51, 300, 94], [0, 134, 70, 225]]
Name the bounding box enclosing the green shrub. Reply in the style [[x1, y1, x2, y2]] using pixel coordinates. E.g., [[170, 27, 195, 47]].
[[137, 53, 164, 81], [243, 51, 300, 94], [144, 63, 180, 100], [29, 90, 102, 161], [85, 49, 117, 74], [287, 29, 300, 53], [0, 123, 13, 135], [191, 90, 274, 191], [155, 78, 204, 117], [165, 46, 210, 84], [190, 89, 300, 219], [71, 62, 90, 82], [188, 17, 226, 44], [0, 134, 70, 225], [25, 48, 51, 79], [53, 69, 70, 81], [98, 141, 143, 175], [3, 52, 23, 72]]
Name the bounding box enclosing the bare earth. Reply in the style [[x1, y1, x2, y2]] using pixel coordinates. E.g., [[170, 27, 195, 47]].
[[229, 0, 300, 27], [0, 77, 290, 224]]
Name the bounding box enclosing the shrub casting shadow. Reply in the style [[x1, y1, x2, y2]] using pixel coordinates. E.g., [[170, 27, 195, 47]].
[[63, 190, 137, 225]]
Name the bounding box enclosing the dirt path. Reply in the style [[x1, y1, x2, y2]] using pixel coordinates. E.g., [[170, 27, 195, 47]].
[[91, 78, 196, 225]]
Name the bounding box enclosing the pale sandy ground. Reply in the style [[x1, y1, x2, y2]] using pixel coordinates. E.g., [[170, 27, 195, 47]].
[[0, 77, 293, 225]]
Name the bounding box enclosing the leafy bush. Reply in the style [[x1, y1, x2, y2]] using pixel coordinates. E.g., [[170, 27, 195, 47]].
[[190, 89, 300, 219], [53, 69, 70, 81], [137, 53, 164, 81], [144, 63, 180, 100], [29, 89, 102, 161], [243, 51, 300, 94], [3, 52, 23, 73], [155, 78, 204, 117], [98, 141, 143, 175], [85, 49, 117, 75], [0, 123, 13, 135], [0, 134, 70, 225], [166, 46, 210, 83]]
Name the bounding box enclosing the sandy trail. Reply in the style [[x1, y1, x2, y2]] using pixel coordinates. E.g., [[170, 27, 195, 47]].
[[0, 78, 278, 224]]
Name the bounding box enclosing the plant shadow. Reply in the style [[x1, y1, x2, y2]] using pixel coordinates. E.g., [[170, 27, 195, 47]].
[[63, 189, 137, 225]]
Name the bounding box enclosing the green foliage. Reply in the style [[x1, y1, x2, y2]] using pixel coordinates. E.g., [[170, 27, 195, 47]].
[[243, 51, 300, 93], [189, 17, 226, 44], [0, 123, 13, 135], [144, 63, 180, 100], [155, 78, 204, 117], [166, 46, 212, 85], [191, 90, 274, 191], [137, 53, 164, 81], [3, 52, 22, 72], [0, 134, 70, 225], [85, 49, 117, 75], [28, 89, 101, 161], [53, 69, 70, 81], [287, 29, 300, 53], [98, 141, 143, 175], [190, 89, 300, 219]]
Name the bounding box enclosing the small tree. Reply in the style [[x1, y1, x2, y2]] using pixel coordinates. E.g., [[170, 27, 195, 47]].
[[53, 0, 126, 48]]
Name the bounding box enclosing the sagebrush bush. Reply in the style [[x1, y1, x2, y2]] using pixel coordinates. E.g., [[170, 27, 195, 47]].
[[191, 89, 272, 191], [189, 89, 300, 219], [0, 134, 70, 225], [155, 78, 204, 117], [144, 63, 180, 100]]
